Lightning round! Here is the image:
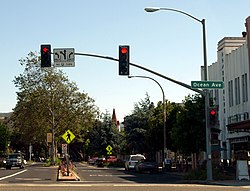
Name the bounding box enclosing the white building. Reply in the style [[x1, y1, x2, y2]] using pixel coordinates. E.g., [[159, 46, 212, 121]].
[[207, 16, 250, 164]]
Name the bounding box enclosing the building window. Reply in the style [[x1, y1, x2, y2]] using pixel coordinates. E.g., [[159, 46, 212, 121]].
[[229, 80, 234, 107], [244, 112, 249, 120], [242, 73, 248, 102], [235, 77, 240, 105]]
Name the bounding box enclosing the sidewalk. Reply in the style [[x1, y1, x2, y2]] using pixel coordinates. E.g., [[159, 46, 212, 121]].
[[169, 171, 250, 186]]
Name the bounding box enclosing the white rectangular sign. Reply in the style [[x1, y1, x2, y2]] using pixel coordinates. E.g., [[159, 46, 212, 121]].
[[53, 48, 75, 67], [62, 144, 68, 154]]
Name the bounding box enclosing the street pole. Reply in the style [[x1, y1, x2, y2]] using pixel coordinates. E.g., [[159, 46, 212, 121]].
[[202, 19, 212, 181], [145, 7, 212, 180], [128, 75, 167, 167], [49, 107, 55, 166]]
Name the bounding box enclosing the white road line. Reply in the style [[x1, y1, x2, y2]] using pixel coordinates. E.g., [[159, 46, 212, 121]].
[[0, 169, 27, 180]]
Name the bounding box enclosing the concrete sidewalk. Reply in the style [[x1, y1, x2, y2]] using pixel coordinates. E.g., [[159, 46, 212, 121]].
[[165, 171, 250, 186]]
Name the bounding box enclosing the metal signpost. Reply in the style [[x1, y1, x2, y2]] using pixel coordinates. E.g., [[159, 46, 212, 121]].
[[62, 130, 75, 176], [53, 48, 75, 67]]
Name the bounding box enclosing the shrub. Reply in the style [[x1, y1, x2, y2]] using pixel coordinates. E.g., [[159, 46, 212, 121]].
[[183, 169, 206, 180]]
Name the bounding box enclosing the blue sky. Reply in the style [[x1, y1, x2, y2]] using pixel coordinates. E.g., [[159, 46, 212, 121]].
[[1, 0, 250, 121]]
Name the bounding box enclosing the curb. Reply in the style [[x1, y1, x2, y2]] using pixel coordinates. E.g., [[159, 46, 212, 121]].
[[57, 169, 80, 181]]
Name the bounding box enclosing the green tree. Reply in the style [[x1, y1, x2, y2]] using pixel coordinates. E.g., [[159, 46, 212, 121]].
[[124, 93, 154, 154], [147, 101, 182, 154], [0, 123, 10, 154], [88, 111, 122, 156], [171, 94, 205, 155], [11, 52, 98, 157]]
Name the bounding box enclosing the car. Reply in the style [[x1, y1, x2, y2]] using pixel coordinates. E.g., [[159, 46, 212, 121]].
[[106, 156, 117, 163], [125, 154, 145, 171], [5, 153, 26, 169], [95, 158, 105, 167], [134, 160, 159, 173], [88, 157, 98, 165]]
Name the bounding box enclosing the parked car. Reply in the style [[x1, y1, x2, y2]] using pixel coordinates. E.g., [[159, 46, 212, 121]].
[[125, 154, 145, 171], [95, 158, 105, 167], [134, 160, 159, 173], [5, 153, 26, 169], [106, 156, 117, 163], [88, 157, 98, 165]]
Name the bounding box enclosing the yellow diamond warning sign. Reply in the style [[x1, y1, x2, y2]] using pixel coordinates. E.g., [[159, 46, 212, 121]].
[[62, 129, 75, 144]]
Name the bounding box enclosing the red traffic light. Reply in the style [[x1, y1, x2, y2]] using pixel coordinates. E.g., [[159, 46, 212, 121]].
[[41, 44, 51, 67], [42, 47, 49, 53], [210, 109, 216, 115], [121, 47, 128, 54]]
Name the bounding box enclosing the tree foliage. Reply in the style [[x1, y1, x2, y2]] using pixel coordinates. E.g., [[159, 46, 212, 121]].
[[0, 123, 10, 154], [11, 52, 98, 155], [124, 93, 155, 154], [171, 94, 205, 155], [87, 111, 123, 156]]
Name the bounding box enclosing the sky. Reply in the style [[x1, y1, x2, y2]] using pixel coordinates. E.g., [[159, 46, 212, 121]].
[[1, 0, 250, 122]]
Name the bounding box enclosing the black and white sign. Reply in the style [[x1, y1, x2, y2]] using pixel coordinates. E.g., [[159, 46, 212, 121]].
[[62, 144, 68, 154], [53, 48, 75, 67]]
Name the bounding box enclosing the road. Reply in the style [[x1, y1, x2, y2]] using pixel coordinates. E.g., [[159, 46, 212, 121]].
[[0, 162, 250, 191]]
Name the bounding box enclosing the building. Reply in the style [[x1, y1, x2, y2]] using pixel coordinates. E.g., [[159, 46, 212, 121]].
[[207, 16, 250, 165], [111, 108, 121, 131]]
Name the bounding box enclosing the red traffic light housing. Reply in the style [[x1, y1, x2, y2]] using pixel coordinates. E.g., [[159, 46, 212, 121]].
[[119, 45, 129, 75], [210, 109, 216, 116], [209, 107, 218, 126], [41, 44, 51, 67]]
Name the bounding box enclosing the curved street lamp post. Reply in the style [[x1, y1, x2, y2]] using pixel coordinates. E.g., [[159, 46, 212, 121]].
[[144, 7, 212, 180], [128, 75, 167, 168]]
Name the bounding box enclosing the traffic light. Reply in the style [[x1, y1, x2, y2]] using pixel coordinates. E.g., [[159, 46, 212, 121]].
[[209, 107, 218, 126], [119, 45, 129, 75], [41, 44, 51, 67]]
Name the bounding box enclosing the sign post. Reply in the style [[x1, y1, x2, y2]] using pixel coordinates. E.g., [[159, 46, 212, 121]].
[[62, 130, 75, 176]]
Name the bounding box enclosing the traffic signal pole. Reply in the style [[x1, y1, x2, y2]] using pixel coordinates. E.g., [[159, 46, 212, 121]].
[[74, 52, 204, 95]]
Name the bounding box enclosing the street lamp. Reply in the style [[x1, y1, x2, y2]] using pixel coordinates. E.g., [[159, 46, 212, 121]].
[[145, 7, 212, 180], [128, 75, 167, 167]]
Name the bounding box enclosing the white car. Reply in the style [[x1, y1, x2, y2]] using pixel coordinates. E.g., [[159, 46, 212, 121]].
[[125, 154, 146, 171]]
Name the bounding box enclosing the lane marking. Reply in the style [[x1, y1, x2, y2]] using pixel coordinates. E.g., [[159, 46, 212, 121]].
[[0, 169, 27, 180]]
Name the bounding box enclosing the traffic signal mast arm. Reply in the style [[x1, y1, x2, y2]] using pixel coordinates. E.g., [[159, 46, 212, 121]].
[[74, 52, 204, 95]]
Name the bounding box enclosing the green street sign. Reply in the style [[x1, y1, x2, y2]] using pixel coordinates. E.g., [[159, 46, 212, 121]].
[[191, 81, 224, 89]]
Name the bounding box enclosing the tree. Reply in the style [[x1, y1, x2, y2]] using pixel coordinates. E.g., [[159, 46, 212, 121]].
[[171, 94, 205, 156], [0, 123, 10, 155], [124, 93, 154, 154], [11, 52, 98, 158], [147, 100, 182, 154], [87, 111, 122, 156]]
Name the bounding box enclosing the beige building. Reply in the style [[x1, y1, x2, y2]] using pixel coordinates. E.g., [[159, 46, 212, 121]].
[[207, 16, 250, 165]]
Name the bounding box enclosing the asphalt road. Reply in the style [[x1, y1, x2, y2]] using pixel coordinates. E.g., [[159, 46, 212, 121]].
[[76, 162, 182, 184], [0, 162, 250, 191]]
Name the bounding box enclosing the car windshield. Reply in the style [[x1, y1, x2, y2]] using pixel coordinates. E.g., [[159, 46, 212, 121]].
[[131, 156, 144, 161], [8, 154, 20, 159]]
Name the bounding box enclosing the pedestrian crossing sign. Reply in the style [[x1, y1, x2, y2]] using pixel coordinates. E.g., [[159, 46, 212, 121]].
[[62, 129, 75, 144]]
